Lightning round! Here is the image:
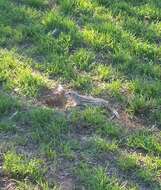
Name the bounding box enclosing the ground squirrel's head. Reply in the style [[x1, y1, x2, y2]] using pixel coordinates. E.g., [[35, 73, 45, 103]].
[[65, 91, 78, 99], [54, 84, 65, 95]]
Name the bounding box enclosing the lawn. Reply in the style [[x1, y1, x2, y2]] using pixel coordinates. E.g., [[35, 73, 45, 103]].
[[0, 0, 161, 189]]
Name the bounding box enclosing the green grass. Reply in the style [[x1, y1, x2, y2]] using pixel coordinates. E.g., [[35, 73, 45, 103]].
[[0, 0, 161, 189], [3, 151, 44, 181], [39, 143, 57, 160], [0, 49, 47, 97], [127, 130, 161, 155], [90, 136, 119, 153], [71, 107, 123, 138], [0, 92, 19, 116], [0, 122, 16, 133], [118, 152, 161, 187], [15, 181, 59, 190], [118, 154, 138, 172], [75, 163, 137, 190], [17, 107, 68, 144]]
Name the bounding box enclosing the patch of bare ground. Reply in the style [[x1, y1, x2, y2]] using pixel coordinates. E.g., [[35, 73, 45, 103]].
[[115, 108, 145, 130], [57, 172, 75, 190]]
